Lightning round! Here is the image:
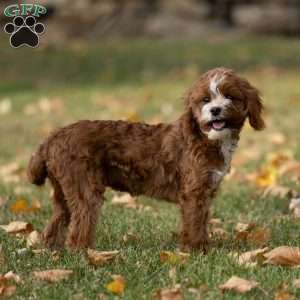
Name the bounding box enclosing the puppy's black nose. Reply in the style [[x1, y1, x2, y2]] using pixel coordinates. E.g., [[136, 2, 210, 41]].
[[210, 107, 222, 116]]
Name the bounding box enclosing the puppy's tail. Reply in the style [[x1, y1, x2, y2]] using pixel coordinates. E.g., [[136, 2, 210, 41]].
[[27, 144, 47, 186]]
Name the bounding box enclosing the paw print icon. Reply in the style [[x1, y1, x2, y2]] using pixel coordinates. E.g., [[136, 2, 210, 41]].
[[4, 16, 45, 48]]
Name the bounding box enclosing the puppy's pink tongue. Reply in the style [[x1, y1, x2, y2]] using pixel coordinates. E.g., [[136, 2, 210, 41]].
[[212, 121, 225, 130]]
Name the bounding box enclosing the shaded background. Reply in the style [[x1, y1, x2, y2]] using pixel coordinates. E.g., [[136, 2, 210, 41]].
[[0, 2, 300, 300]]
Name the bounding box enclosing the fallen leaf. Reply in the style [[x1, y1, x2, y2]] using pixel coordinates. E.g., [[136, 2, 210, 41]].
[[160, 251, 190, 264], [106, 275, 125, 296], [262, 185, 296, 199], [33, 269, 73, 282], [10, 199, 41, 214], [87, 249, 119, 266], [235, 222, 256, 232], [4, 271, 22, 283], [255, 166, 278, 187], [0, 162, 21, 183], [229, 247, 269, 267], [26, 231, 42, 248], [247, 228, 271, 246], [0, 221, 33, 234], [293, 279, 300, 289], [111, 193, 138, 209], [279, 160, 300, 183], [274, 284, 294, 300], [211, 227, 228, 238], [0, 98, 11, 115], [269, 132, 286, 145], [209, 218, 222, 226], [289, 198, 300, 218], [219, 276, 258, 294], [154, 286, 182, 300], [0, 276, 16, 297], [263, 246, 300, 266]]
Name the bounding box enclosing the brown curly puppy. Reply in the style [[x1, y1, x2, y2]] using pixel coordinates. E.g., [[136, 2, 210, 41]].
[[27, 68, 265, 251]]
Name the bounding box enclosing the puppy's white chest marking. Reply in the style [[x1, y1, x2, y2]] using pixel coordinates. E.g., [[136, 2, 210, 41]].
[[212, 137, 237, 185]]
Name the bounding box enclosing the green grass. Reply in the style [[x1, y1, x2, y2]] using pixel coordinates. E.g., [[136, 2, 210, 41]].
[[0, 36, 300, 299]]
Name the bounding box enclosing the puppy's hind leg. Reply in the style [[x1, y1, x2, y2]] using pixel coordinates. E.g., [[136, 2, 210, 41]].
[[42, 177, 70, 249], [65, 164, 105, 250]]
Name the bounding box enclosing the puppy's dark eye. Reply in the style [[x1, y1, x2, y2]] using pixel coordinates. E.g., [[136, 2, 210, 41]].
[[226, 95, 234, 100], [202, 97, 210, 103]]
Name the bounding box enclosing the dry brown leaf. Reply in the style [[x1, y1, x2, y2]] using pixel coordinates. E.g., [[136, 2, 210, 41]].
[[0, 221, 33, 234], [160, 251, 190, 264], [292, 279, 300, 289], [262, 185, 296, 199], [279, 160, 300, 183], [26, 231, 42, 248], [105, 275, 125, 296], [289, 198, 300, 218], [154, 286, 182, 300], [211, 227, 228, 238], [33, 269, 73, 282], [219, 276, 259, 294], [247, 227, 271, 246], [4, 271, 22, 283], [111, 194, 138, 209], [0, 276, 16, 297], [229, 247, 269, 267], [274, 284, 295, 300], [263, 246, 300, 266], [235, 222, 256, 232], [86, 249, 119, 266]]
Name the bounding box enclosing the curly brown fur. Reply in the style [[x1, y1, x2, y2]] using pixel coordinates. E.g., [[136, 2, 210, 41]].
[[27, 67, 265, 251]]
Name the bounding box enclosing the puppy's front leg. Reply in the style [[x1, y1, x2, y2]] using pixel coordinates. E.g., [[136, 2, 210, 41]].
[[179, 189, 212, 253]]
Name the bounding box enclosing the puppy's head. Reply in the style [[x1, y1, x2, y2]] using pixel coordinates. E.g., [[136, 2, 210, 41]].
[[185, 67, 265, 140]]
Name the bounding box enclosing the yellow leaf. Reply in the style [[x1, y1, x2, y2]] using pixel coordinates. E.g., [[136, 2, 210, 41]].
[[33, 269, 73, 283], [160, 251, 190, 264], [219, 276, 259, 294], [126, 112, 141, 122], [86, 249, 119, 266], [10, 198, 41, 214], [10, 199, 30, 214], [255, 166, 278, 187], [106, 275, 125, 296]]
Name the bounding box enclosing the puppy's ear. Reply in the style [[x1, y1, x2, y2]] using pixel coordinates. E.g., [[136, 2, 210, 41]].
[[247, 86, 265, 130]]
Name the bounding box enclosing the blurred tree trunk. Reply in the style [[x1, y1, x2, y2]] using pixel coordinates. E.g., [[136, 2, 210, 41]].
[[204, 0, 235, 26]]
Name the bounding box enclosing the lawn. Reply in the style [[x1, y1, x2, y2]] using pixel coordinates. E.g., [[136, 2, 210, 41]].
[[0, 36, 300, 299]]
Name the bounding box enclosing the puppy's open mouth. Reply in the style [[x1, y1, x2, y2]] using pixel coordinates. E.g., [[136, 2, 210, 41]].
[[208, 119, 227, 131]]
